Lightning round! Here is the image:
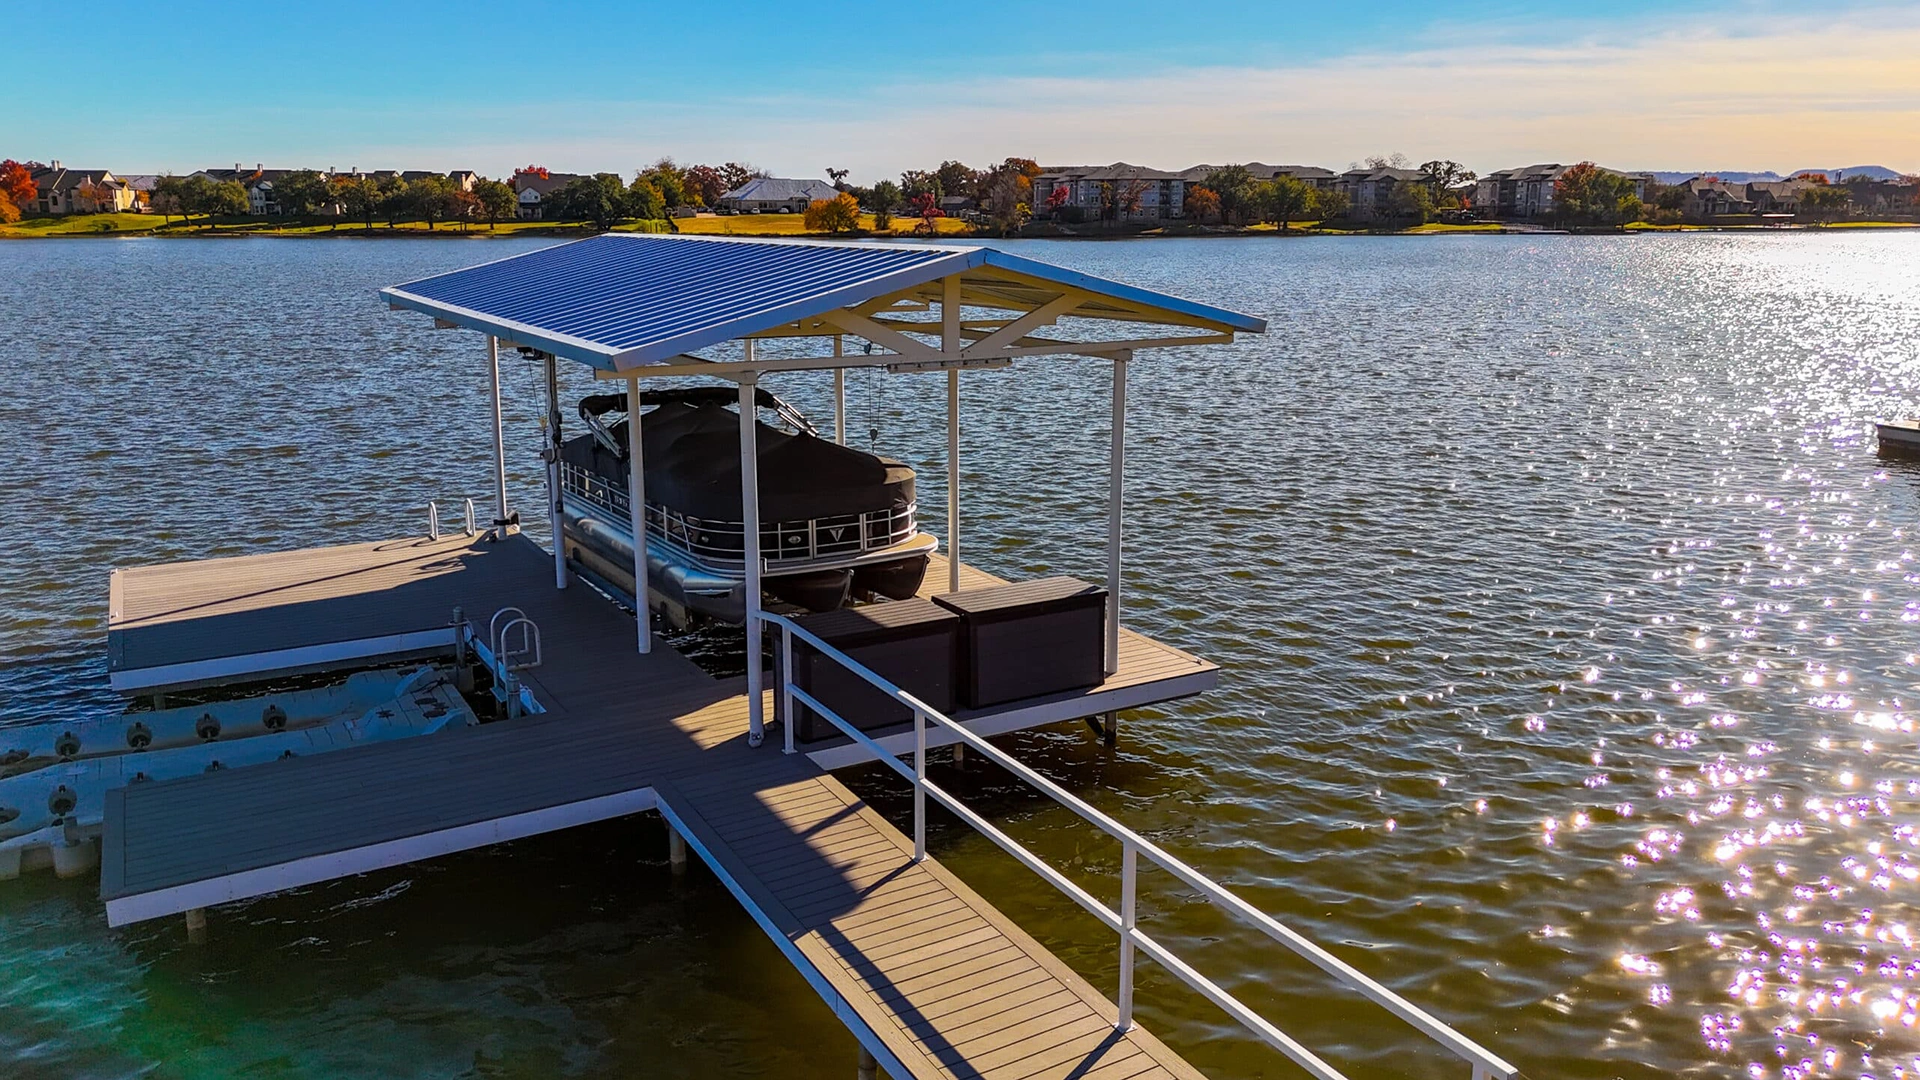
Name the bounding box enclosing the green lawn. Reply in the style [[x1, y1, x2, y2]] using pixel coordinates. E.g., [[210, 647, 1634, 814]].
[[0, 212, 175, 237], [1401, 222, 1505, 233], [2, 211, 973, 240]]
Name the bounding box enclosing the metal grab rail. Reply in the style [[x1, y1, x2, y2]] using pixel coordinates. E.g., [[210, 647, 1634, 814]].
[[763, 611, 1516, 1080], [427, 500, 480, 541]]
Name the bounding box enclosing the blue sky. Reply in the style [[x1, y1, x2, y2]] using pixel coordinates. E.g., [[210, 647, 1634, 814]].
[[15, 0, 1918, 178]]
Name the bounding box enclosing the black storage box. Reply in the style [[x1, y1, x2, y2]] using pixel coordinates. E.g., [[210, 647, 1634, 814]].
[[933, 577, 1107, 709], [777, 599, 959, 743]]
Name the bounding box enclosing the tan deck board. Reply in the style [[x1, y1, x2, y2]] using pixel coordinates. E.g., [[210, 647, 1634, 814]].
[[102, 535, 1212, 1080]]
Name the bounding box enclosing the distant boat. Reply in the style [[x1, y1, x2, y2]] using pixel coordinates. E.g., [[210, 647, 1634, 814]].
[[1876, 420, 1920, 457]]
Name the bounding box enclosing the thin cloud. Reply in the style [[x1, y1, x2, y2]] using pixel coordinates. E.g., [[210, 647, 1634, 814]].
[[85, 8, 1920, 177], [492, 11, 1920, 178]]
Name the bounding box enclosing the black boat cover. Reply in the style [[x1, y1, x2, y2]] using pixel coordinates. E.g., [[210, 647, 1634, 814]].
[[562, 401, 916, 524]]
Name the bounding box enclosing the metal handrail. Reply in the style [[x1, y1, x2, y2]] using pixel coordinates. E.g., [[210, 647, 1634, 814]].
[[496, 616, 541, 671], [762, 610, 1517, 1080]]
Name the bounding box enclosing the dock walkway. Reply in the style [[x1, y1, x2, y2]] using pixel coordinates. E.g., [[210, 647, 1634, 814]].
[[100, 534, 1213, 1080]]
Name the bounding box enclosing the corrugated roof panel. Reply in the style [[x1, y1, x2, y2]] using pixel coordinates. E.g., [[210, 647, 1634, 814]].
[[380, 234, 1265, 370], [383, 235, 971, 369]]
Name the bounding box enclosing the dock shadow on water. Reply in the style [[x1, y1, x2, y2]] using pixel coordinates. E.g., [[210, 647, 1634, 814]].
[[2, 232, 1919, 1079]]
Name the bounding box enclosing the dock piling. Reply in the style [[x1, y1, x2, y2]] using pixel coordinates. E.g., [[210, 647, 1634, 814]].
[[668, 824, 687, 873], [184, 907, 207, 945], [856, 1045, 877, 1080]]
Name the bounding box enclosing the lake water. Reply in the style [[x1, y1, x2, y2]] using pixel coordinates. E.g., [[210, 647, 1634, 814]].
[[2, 232, 1918, 1080]]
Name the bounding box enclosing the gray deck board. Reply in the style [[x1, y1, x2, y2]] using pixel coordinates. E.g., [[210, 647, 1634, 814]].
[[100, 535, 1213, 1080]]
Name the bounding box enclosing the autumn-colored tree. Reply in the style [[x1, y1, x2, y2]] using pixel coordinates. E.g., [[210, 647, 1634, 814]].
[[626, 177, 666, 221], [804, 193, 861, 234], [1044, 184, 1071, 216], [472, 178, 516, 228], [514, 165, 551, 181], [1183, 185, 1220, 222], [980, 158, 1038, 234], [909, 191, 944, 236], [720, 162, 764, 191], [637, 158, 693, 208], [451, 189, 480, 231], [1552, 162, 1642, 227], [1, 160, 38, 215], [681, 164, 727, 207], [1791, 172, 1829, 184]]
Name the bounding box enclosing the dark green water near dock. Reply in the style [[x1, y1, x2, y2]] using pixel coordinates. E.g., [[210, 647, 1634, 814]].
[[2, 233, 1918, 1080]]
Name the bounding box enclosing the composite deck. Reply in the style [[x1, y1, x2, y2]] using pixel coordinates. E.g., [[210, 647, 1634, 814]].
[[99, 533, 1215, 1080]]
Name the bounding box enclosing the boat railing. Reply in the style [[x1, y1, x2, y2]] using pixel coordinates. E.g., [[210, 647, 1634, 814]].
[[761, 610, 1518, 1080], [560, 462, 916, 569]]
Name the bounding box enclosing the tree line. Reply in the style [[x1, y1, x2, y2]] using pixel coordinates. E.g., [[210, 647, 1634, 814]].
[[135, 159, 776, 232]]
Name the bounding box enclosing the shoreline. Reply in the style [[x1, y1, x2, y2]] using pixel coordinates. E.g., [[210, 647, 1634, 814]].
[[3, 217, 1915, 241]]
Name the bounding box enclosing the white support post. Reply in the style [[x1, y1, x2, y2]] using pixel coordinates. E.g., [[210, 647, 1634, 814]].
[[944, 274, 962, 594], [832, 335, 846, 446], [912, 708, 927, 862], [740, 359, 766, 748], [544, 352, 567, 589], [1117, 838, 1137, 1031], [488, 336, 510, 536], [626, 376, 651, 654], [781, 623, 796, 754], [1106, 351, 1127, 676], [668, 825, 687, 873]]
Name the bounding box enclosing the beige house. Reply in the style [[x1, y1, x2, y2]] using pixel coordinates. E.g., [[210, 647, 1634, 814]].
[[31, 164, 138, 214]]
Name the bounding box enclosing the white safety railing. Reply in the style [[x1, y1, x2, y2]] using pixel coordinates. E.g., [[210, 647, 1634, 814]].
[[763, 611, 1517, 1080]]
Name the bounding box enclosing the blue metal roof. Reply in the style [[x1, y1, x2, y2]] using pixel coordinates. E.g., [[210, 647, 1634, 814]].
[[381, 234, 1263, 371]]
